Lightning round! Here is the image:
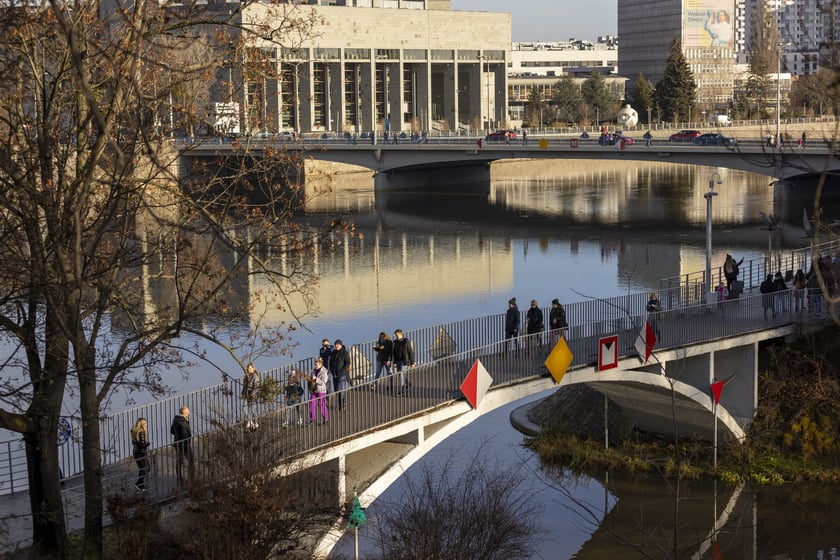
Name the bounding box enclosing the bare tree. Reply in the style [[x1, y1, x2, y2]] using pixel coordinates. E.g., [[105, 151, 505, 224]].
[[370, 449, 543, 560], [0, 1, 333, 558]]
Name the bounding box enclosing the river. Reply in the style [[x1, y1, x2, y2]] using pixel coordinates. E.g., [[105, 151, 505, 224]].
[[6, 158, 840, 557]]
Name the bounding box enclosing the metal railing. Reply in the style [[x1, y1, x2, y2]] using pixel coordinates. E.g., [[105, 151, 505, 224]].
[[80, 286, 829, 511], [0, 240, 834, 496], [659, 238, 840, 298]]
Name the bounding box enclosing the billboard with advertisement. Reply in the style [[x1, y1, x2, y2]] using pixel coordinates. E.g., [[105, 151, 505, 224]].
[[683, 0, 735, 48]]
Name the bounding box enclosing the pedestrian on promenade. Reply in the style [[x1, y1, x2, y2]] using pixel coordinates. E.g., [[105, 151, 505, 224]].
[[393, 329, 416, 396], [793, 269, 807, 313], [522, 130, 528, 145], [283, 370, 305, 427], [800, 131, 807, 147], [130, 417, 151, 491], [309, 358, 329, 425], [773, 271, 789, 312], [646, 292, 662, 339], [372, 331, 393, 391], [504, 298, 520, 354], [807, 266, 823, 315], [319, 339, 334, 394], [766, 132, 772, 147], [241, 362, 261, 429], [643, 130, 652, 146], [760, 274, 776, 320], [525, 299, 544, 350], [723, 254, 743, 293], [548, 298, 568, 347], [330, 339, 351, 411], [170, 406, 192, 486]]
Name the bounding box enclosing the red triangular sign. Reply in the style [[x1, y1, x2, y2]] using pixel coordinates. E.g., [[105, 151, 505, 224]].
[[635, 321, 656, 363], [711, 380, 725, 405], [460, 359, 493, 409]]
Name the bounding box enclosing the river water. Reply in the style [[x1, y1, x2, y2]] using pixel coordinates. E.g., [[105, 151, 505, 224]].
[[6, 159, 840, 556]]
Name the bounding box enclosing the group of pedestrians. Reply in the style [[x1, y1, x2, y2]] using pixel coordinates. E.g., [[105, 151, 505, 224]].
[[371, 329, 416, 395], [504, 297, 568, 353]]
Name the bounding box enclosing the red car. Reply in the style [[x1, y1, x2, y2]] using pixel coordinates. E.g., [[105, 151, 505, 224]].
[[486, 130, 517, 141], [669, 129, 701, 142]]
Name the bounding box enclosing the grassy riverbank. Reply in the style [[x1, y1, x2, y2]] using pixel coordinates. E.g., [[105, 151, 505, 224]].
[[529, 326, 840, 485]]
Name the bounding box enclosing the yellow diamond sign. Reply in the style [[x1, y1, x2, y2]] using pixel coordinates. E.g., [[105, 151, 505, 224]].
[[544, 337, 574, 384]]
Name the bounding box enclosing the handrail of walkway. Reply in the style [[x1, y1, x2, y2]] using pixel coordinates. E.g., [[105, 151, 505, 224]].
[[0, 240, 832, 496], [67, 287, 828, 516], [659, 238, 840, 303]]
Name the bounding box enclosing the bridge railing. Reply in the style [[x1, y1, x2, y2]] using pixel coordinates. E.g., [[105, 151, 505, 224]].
[[0, 236, 830, 495], [82, 287, 823, 509], [659, 238, 840, 298]]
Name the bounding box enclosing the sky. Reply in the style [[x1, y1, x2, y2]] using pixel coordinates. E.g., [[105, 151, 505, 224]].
[[450, 0, 617, 43]]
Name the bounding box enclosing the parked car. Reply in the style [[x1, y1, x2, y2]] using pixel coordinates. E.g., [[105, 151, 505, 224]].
[[669, 130, 701, 142], [486, 130, 516, 141], [598, 132, 635, 146], [693, 133, 736, 146]]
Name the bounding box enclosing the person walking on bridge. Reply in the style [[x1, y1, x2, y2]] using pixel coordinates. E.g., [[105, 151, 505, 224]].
[[170, 406, 193, 486], [393, 329, 415, 396], [309, 358, 329, 425], [760, 274, 776, 320], [548, 298, 568, 347], [130, 418, 151, 491], [330, 340, 351, 411], [504, 298, 520, 355], [373, 332, 394, 392], [525, 299, 544, 350], [723, 254, 743, 293]]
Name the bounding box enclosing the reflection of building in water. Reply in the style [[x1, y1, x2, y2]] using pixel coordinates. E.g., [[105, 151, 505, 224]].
[[247, 231, 514, 324], [489, 161, 771, 226]]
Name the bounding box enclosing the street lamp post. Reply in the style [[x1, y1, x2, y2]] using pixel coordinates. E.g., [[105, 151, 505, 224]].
[[706, 172, 723, 296], [775, 43, 791, 147]]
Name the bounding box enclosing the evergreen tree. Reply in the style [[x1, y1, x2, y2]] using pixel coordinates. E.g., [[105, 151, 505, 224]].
[[654, 38, 697, 122], [553, 75, 583, 124], [744, 0, 782, 118], [524, 87, 547, 127], [629, 73, 655, 124], [580, 71, 615, 123]]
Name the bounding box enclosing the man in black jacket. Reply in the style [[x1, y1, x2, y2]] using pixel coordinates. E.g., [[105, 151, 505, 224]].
[[505, 298, 520, 354], [393, 329, 416, 396], [330, 340, 351, 410], [525, 299, 544, 349], [170, 406, 192, 485]]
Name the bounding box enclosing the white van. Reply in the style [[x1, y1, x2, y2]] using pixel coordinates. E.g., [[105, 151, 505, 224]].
[[709, 114, 731, 126]]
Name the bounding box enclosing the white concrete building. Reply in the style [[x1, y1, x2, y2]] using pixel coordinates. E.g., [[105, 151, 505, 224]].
[[509, 40, 618, 78], [219, 1, 511, 135]]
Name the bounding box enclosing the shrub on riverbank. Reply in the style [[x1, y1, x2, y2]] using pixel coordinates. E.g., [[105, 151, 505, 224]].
[[530, 327, 840, 484]]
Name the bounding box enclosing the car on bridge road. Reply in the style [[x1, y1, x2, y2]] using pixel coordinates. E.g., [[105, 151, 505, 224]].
[[694, 133, 736, 146], [669, 130, 702, 142], [598, 132, 635, 146], [485, 130, 516, 142]]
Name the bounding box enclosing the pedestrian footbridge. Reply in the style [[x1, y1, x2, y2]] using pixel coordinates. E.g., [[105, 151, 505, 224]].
[[0, 240, 836, 554]]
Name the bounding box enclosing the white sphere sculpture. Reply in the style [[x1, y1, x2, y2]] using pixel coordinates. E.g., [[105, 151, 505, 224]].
[[617, 104, 639, 128]]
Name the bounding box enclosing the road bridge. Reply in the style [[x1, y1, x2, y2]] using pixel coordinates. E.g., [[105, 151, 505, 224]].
[[177, 135, 838, 182]]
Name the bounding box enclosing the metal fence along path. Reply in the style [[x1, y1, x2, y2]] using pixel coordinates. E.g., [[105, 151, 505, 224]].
[[0, 239, 838, 552]]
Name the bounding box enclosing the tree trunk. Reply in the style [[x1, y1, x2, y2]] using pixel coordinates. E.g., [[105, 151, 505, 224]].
[[24, 410, 68, 559], [79, 356, 103, 560]]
